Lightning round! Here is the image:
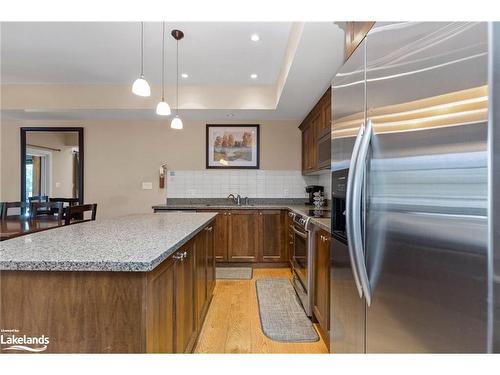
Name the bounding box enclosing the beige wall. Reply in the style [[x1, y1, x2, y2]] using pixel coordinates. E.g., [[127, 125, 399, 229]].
[[1, 119, 301, 218]]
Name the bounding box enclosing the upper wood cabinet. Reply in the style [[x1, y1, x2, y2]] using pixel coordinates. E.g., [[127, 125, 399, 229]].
[[299, 87, 331, 174], [344, 22, 375, 61]]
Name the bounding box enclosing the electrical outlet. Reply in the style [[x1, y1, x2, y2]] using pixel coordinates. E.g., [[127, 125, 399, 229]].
[[142, 182, 153, 190]]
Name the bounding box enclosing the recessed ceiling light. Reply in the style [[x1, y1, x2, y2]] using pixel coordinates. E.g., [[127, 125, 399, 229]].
[[250, 73, 258, 79], [181, 73, 189, 78], [250, 33, 260, 42], [226, 113, 235, 118]]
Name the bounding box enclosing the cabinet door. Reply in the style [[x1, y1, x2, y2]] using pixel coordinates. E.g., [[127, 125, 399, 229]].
[[320, 89, 332, 136], [174, 242, 196, 353], [309, 112, 320, 171], [314, 230, 331, 338], [146, 258, 175, 353], [213, 211, 228, 261], [206, 224, 216, 297], [227, 210, 259, 262], [195, 230, 207, 329], [286, 212, 294, 264], [345, 22, 374, 60], [301, 124, 309, 172], [259, 210, 286, 262]]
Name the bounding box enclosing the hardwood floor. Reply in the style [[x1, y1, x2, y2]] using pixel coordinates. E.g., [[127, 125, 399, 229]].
[[194, 268, 329, 353]]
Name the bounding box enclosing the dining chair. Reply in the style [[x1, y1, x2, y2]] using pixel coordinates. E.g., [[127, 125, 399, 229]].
[[49, 197, 79, 207], [64, 204, 97, 225], [28, 195, 49, 203], [30, 202, 64, 223], [1, 201, 29, 219]]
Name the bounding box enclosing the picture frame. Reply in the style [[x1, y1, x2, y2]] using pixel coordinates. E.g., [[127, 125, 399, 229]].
[[206, 124, 260, 169]]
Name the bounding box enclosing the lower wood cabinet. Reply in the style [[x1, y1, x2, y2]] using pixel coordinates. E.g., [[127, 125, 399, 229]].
[[147, 221, 215, 353], [227, 210, 259, 262], [313, 228, 331, 346], [175, 239, 197, 353], [0, 220, 215, 354], [259, 210, 286, 262], [198, 209, 288, 264]]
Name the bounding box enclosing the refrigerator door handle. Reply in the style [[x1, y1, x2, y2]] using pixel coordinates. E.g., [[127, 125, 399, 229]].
[[345, 123, 365, 298], [351, 119, 373, 306]]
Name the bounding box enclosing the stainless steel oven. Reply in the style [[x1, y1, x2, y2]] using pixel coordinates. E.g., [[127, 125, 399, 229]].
[[289, 212, 313, 316]]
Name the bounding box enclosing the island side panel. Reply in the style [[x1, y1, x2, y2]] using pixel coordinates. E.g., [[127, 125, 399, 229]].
[[0, 270, 147, 353]]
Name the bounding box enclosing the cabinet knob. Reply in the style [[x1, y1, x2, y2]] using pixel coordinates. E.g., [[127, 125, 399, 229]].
[[173, 253, 183, 261], [259, 212, 263, 216], [205, 226, 213, 232], [183, 251, 188, 259], [228, 213, 231, 216], [224, 212, 227, 216]]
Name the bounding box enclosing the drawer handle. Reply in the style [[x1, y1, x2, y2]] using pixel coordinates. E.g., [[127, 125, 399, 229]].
[[205, 226, 213, 232]]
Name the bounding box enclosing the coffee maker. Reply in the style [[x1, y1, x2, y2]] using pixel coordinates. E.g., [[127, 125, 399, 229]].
[[305, 185, 324, 205]]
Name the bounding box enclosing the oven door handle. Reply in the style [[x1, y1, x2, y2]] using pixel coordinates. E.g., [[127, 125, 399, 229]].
[[345, 123, 365, 299], [350, 119, 373, 306], [292, 226, 308, 239]]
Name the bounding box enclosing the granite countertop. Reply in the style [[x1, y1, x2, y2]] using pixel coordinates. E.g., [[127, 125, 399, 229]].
[[0, 212, 217, 272], [152, 203, 331, 233]]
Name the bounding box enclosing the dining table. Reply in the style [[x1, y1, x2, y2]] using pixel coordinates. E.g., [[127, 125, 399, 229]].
[[0, 215, 64, 241]]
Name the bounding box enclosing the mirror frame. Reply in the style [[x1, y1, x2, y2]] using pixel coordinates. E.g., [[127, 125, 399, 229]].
[[20, 127, 84, 204]]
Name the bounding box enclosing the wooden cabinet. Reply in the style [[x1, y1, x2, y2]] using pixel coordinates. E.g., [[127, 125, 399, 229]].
[[300, 88, 331, 174], [313, 228, 331, 346], [206, 224, 216, 297], [258, 210, 286, 262], [209, 210, 228, 261], [195, 230, 208, 329], [146, 257, 175, 353], [195, 224, 216, 329], [0, 220, 215, 353], [227, 210, 259, 262], [286, 212, 294, 265], [197, 209, 288, 264], [344, 22, 375, 61], [174, 240, 197, 353]]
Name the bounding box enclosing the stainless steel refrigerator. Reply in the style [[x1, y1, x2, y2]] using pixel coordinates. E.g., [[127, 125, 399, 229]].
[[330, 21, 500, 353]]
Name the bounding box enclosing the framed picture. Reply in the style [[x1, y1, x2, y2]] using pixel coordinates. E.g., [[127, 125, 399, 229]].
[[206, 124, 260, 169]]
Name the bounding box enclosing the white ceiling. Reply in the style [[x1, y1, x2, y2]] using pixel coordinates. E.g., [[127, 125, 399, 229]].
[[1, 22, 292, 85], [1, 22, 345, 121]]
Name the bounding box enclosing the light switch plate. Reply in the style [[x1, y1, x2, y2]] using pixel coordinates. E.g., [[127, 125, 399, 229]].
[[142, 182, 153, 190]]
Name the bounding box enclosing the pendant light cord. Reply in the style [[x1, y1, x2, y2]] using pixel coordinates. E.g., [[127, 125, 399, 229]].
[[176, 38, 179, 116], [161, 22, 165, 101], [140, 22, 144, 77]]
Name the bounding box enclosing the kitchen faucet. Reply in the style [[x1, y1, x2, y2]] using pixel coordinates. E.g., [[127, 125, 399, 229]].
[[227, 194, 247, 206]]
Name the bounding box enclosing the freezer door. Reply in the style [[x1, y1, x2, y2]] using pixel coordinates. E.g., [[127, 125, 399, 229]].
[[365, 22, 489, 352], [330, 38, 367, 353]]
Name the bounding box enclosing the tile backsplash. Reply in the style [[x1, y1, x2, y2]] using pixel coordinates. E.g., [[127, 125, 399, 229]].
[[167, 170, 321, 198]]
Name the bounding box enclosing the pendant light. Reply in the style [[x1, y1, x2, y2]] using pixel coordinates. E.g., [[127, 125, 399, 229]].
[[156, 22, 171, 115], [132, 22, 151, 97], [170, 29, 184, 129]]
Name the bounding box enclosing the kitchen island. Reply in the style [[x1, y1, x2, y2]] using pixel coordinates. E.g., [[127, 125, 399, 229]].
[[0, 213, 217, 353]]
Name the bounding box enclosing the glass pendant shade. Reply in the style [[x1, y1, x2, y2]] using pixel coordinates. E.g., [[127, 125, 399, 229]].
[[170, 115, 183, 129], [132, 76, 151, 97], [156, 100, 171, 116]]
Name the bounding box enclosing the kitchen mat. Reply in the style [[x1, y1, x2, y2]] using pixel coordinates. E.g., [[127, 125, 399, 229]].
[[216, 267, 253, 280], [255, 278, 319, 342]]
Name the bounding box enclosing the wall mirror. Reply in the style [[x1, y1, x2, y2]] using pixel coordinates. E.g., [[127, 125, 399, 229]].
[[20, 127, 84, 205]]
